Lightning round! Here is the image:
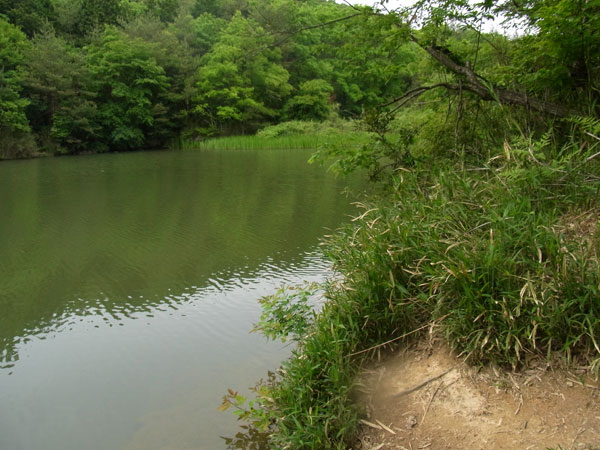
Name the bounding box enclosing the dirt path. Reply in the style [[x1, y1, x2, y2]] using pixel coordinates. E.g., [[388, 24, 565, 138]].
[[354, 340, 600, 450]]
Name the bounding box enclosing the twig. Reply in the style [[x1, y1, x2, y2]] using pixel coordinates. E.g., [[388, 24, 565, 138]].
[[568, 425, 586, 450], [380, 84, 450, 108], [375, 419, 397, 435], [585, 149, 600, 162], [585, 131, 600, 141], [272, 13, 361, 47], [244, 13, 362, 58], [566, 378, 600, 390], [340, 0, 362, 12], [556, 144, 600, 183], [360, 419, 382, 430], [514, 394, 523, 416], [349, 315, 450, 357], [421, 381, 443, 425], [394, 368, 454, 398]]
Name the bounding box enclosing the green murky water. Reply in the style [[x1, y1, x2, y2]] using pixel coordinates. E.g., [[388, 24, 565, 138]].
[[0, 149, 359, 450]]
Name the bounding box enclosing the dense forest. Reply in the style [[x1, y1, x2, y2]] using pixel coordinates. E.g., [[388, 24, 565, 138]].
[[2, 0, 597, 161], [1, 0, 416, 158]]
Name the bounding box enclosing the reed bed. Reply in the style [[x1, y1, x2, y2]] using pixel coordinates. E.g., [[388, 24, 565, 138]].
[[177, 134, 326, 151], [177, 133, 370, 152]]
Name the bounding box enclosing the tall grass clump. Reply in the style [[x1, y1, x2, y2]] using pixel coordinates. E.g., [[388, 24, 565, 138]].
[[178, 134, 326, 151], [256, 119, 360, 138], [176, 119, 370, 152], [225, 120, 600, 449]]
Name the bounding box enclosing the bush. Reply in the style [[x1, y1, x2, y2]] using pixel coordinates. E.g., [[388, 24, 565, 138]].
[[256, 118, 358, 138], [0, 131, 38, 159]]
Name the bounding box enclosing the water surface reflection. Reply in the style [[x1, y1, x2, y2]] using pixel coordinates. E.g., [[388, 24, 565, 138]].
[[0, 149, 360, 450]]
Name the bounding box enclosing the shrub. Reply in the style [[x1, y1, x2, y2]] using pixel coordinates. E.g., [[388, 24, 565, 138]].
[[228, 121, 600, 449]]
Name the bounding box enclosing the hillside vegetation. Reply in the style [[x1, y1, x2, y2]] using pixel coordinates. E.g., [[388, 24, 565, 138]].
[[1, 0, 417, 157]]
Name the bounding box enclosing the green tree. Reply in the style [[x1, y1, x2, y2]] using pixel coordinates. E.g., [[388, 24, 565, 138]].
[[53, 0, 122, 38], [0, 0, 55, 36], [376, 0, 600, 117], [283, 79, 333, 121], [86, 26, 169, 150], [180, 12, 226, 56], [0, 18, 36, 158], [249, 0, 407, 116], [313, 0, 600, 175], [0, 18, 29, 133], [23, 27, 98, 153], [143, 0, 181, 23], [124, 15, 203, 142], [271, 0, 348, 101], [190, 0, 219, 17], [192, 12, 291, 135], [509, 0, 600, 111]]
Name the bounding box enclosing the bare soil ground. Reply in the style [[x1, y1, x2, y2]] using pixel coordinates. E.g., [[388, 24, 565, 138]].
[[354, 339, 600, 450]]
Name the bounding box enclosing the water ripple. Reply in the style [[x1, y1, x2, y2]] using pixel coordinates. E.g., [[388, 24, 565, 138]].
[[0, 149, 361, 450]]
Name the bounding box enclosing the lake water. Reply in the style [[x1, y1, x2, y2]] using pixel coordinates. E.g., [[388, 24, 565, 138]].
[[0, 149, 359, 450]]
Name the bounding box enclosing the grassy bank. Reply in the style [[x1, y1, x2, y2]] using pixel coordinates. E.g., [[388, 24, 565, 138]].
[[223, 126, 600, 449], [177, 134, 335, 151], [176, 120, 371, 151]]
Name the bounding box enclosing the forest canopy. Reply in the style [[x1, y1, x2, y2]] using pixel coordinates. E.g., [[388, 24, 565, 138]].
[[0, 0, 598, 158]]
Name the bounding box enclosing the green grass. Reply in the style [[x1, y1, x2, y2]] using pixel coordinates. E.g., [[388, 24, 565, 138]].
[[175, 119, 371, 152], [177, 134, 345, 151]]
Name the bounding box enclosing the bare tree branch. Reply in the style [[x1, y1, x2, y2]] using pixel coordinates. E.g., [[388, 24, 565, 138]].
[[340, 0, 363, 13], [243, 12, 363, 60], [401, 33, 572, 116], [272, 13, 362, 48], [381, 84, 450, 110], [383, 77, 571, 118]]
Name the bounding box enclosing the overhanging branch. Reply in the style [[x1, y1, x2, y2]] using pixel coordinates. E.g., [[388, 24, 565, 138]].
[[384, 78, 570, 117], [272, 13, 362, 48], [381, 83, 453, 112], [404, 33, 571, 116]]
